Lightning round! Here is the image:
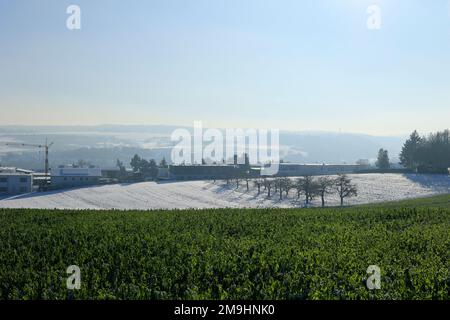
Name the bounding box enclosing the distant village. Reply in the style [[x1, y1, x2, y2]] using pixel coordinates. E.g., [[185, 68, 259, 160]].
[[0, 151, 374, 197], [2, 129, 449, 197]]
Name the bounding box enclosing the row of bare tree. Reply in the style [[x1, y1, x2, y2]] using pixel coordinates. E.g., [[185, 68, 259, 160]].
[[223, 174, 357, 207]]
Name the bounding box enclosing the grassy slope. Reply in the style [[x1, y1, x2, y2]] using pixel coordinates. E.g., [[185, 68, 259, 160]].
[[0, 195, 449, 300], [357, 193, 450, 209]]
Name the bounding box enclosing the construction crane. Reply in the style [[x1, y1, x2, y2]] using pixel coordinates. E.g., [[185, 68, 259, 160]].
[[5, 139, 54, 176]]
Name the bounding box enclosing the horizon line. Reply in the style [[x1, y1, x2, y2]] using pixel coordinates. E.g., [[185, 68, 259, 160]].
[[0, 123, 416, 138]]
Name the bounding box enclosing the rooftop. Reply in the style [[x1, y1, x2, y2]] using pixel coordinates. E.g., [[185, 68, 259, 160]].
[[0, 167, 33, 175], [51, 167, 102, 177]]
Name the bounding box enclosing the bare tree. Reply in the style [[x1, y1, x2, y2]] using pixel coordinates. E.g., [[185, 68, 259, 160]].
[[266, 179, 273, 197], [295, 176, 318, 205], [273, 178, 279, 194], [282, 177, 293, 197], [273, 178, 283, 200], [244, 175, 251, 191], [235, 174, 241, 189], [316, 176, 334, 208], [224, 172, 232, 186], [294, 179, 303, 199], [253, 178, 263, 194], [335, 174, 357, 206]]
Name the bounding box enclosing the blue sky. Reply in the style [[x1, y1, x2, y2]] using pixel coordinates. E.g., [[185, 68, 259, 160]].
[[1, 0, 450, 135]]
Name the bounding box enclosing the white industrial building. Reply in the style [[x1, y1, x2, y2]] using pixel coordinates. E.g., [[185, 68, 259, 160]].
[[51, 167, 102, 189], [0, 167, 33, 196]]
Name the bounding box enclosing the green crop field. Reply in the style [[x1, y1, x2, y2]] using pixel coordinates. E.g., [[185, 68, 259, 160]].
[[1, 195, 450, 300]]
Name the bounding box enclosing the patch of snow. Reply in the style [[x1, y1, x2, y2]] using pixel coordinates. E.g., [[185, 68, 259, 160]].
[[0, 174, 449, 210]]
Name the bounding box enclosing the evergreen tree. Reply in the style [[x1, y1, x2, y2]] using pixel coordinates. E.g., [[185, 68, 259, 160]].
[[149, 159, 158, 180], [376, 148, 390, 169], [159, 157, 168, 168], [398, 129, 450, 173], [130, 154, 141, 173], [400, 130, 421, 170], [116, 159, 126, 180], [139, 159, 151, 177]]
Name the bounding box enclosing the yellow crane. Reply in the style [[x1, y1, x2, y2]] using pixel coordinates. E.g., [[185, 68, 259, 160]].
[[5, 139, 54, 176]]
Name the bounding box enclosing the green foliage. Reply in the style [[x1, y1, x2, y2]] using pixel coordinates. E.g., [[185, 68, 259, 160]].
[[376, 148, 390, 169], [159, 157, 168, 168], [130, 154, 141, 173], [335, 174, 357, 206], [400, 130, 421, 170], [400, 129, 450, 173], [129, 154, 158, 180], [1, 199, 449, 300]]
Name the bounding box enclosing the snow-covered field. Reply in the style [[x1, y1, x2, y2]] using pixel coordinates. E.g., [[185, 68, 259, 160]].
[[1, 174, 450, 210]]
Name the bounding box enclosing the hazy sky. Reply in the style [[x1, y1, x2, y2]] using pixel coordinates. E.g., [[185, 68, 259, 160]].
[[1, 0, 450, 135]]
